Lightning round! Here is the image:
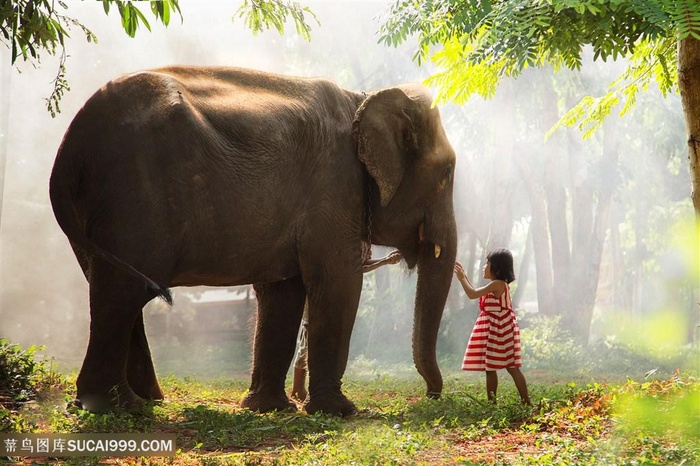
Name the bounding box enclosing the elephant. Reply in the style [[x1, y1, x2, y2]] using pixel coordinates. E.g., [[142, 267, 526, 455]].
[[49, 65, 457, 416]]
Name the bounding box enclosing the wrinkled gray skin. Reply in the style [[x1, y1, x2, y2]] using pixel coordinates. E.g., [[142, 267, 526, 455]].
[[49, 66, 457, 416]]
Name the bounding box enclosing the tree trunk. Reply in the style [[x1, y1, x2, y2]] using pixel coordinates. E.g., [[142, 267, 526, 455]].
[[675, 37, 700, 346], [543, 85, 571, 315], [566, 131, 594, 340], [565, 121, 618, 342], [678, 36, 700, 221], [573, 187, 611, 343], [609, 218, 628, 311], [514, 155, 555, 316], [511, 224, 532, 309]]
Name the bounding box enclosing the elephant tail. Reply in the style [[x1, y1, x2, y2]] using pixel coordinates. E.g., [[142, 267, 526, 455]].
[[49, 142, 173, 306]]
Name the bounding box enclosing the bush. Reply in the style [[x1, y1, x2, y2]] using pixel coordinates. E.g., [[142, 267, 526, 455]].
[[519, 316, 586, 371], [0, 339, 51, 405], [519, 315, 697, 379]]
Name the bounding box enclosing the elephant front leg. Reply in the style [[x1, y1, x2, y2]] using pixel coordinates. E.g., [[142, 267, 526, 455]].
[[304, 274, 362, 417], [241, 276, 306, 413]]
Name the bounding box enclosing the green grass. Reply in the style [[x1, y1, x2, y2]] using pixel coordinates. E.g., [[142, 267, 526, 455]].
[[2, 366, 698, 465], [2, 336, 699, 465]]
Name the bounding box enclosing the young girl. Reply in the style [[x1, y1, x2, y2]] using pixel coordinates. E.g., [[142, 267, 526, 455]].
[[454, 248, 531, 405]]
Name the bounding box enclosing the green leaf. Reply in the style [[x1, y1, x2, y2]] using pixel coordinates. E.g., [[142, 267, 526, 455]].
[[233, 0, 318, 41], [3, 0, 180, 115], [381, 0, 687, 138], [132, 5, 152, 33]]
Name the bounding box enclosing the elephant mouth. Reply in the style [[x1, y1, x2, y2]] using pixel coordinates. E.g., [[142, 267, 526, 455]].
[[419, 222, 443, 259], [402, 222, 443, 269]]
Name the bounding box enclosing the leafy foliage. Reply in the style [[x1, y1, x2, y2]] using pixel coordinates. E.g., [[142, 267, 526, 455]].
[[0, 0, 180, 116], [234, 0, 319, 42], [520, 314, 697, 379], [614, 372, 700, 440], [101, 0, 181, 38], [0, 340, 64, 433], [0, 339, 49, 404], [1, 0, 180, 65], [519, 316, 586, 371], [547, 35, 679, 139], [0, 0, 317, 116], [379, 0, 700, 135]]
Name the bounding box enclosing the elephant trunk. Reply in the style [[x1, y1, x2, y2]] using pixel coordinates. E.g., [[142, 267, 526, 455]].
[[412, 217, 457, 399]]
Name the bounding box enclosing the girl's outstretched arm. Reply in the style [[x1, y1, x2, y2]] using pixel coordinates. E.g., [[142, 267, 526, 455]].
[[454, 261, 505, 299], [363, 250, 402, 273]]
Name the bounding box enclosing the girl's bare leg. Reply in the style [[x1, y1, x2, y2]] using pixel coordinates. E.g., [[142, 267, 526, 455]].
[[506, 367, 531, 405], [291, 366, 307, 401], [485, 370, 498, 403]]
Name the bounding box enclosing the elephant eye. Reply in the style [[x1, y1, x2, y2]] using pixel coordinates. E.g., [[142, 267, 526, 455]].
[[443, 165, 453, 183], [438, 165, 453, 191]]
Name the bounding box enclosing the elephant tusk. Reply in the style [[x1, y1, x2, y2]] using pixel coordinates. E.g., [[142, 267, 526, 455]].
[[434, 244, 442, 259]]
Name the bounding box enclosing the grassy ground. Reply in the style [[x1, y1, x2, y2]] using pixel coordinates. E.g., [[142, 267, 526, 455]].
[[2, 361, 699, 465]]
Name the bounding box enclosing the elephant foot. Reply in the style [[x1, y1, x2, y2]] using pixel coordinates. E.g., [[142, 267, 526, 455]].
[[75, 383, 146, 413], [305, 391, 357, 417], [240, 390, 297, 413]]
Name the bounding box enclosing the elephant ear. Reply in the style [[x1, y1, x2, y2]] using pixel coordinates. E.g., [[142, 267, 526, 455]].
[[352, 87, 419, 207]]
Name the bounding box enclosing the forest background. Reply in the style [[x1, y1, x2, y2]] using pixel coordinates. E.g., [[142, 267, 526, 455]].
[[1, 0, 697, 384]]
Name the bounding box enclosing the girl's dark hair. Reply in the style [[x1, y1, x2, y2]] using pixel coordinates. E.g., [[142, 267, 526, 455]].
[[487, 248, 515, 283]]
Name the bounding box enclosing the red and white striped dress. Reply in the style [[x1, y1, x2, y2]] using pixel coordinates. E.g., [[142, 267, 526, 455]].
[[462, 284, 522, 371]]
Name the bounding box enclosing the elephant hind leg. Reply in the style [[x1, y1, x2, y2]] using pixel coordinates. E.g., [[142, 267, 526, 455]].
[[75, 262, 153, 412], [77, 325, 144, 413], [241, 276, 306, 413], [127, 309, 164, 401]]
